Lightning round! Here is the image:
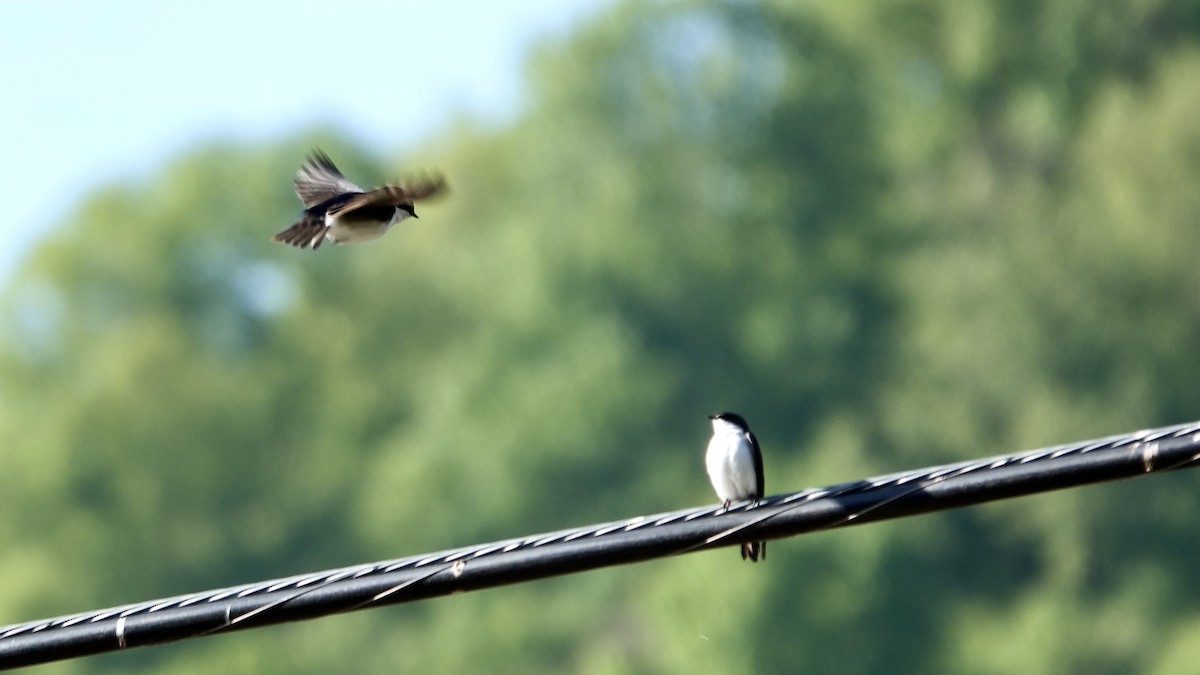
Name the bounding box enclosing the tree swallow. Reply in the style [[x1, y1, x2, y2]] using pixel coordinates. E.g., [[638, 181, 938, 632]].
[[272, 150, 445, 250], [705, 412, 766, 562]]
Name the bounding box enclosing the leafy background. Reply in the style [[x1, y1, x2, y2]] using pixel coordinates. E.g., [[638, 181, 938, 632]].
[[4, 0, 1200, 672]]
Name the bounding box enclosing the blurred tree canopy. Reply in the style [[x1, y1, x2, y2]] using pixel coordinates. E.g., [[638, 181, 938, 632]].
[[4, 0, 1200, 672]]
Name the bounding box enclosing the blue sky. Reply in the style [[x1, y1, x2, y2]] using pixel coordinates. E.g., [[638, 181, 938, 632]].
[[1, 0, 609, 279]]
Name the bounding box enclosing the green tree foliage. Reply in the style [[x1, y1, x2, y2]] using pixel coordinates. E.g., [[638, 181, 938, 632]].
[[4, 0, 1200, 672]]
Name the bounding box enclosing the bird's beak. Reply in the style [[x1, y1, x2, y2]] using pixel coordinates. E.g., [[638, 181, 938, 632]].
[[708, 415, 717, 420], [412, 213, 419, 219]]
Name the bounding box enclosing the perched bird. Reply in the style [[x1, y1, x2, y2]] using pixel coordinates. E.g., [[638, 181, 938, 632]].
[[705, 412, 766, 562], [273, 150, 445, 249]]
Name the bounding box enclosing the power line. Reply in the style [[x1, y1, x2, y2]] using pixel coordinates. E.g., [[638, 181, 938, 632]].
[[3, 419, 1199, 669]]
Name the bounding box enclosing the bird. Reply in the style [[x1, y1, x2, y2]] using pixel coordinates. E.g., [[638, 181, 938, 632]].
[[272, 150, 445, 250], [705, 412, 766, 562]]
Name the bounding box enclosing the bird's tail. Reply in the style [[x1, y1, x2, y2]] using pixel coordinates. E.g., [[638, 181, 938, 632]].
[[741, 541, 766, 563], [272, 216, 329, 250]]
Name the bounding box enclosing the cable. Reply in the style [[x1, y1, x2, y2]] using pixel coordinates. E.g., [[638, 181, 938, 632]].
[[2, 419, 1199, 669]]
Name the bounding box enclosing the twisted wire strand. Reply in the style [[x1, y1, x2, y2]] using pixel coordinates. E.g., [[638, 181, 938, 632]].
[[3, 420, 1199, 669]]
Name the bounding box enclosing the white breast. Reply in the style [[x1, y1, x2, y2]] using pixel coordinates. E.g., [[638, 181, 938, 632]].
[[324, 209, 408, 244], [706, 427, 758, 503]]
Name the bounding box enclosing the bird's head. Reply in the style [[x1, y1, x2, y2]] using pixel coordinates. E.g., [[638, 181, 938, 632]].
[[709, 411, 750, 433]]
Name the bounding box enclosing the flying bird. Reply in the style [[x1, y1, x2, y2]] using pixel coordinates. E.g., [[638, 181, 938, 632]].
[[273, 150, 445, 250], [705, 412, 766, 562]]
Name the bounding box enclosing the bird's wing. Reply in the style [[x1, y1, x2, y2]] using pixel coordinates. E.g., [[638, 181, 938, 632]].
[[327, 174, 447, 216], [294, 150, 363, 207], [747, 431, 764, 499], [745, 429, 766, 563], [396, 172, 447, 200]]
